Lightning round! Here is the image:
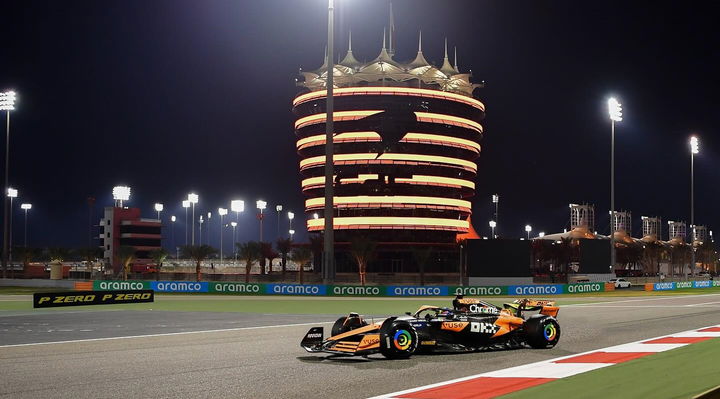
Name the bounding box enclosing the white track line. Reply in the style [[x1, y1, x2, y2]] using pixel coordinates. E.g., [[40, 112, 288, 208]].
[[566, 293, 720, 307], [0, 321, 333, 348], [368, 323, 720, 399]]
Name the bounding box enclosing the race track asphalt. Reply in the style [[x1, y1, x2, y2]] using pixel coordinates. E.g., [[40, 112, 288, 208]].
[[1, 293, 720, 399]]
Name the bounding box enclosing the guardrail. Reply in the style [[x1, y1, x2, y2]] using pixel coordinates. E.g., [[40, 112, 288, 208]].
[[85, 281, 621, 296]]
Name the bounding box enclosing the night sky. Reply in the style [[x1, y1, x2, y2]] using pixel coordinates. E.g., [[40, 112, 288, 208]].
[[0, 0, 717, 249]]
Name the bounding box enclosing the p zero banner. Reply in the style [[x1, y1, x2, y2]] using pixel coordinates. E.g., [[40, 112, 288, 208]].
[[387, 286, 449, 296], [34, 290, 154, 308], [210, 282, 263, 294], [151, 281, 209, 293], [329, 285, 384, 297], [450, 286, 507, 296], [93, 281, 151, 291], [266, 284, 327, 295], [508, 284, 564, 296]]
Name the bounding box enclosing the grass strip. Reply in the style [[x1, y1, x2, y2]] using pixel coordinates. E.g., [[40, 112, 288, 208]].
[[501, 336, 720, 399]]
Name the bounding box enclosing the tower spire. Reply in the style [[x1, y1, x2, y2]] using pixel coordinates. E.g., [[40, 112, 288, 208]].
[[454, 46, 459, 73], [382, 27, 387, 49], [340, 31, 361, 68], [440, 37, 456, 75], [418, 30, 423, 52], [407, 30, 429, 69]]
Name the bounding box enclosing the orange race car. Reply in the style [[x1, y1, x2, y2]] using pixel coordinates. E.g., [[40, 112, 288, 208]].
[[301, 296, 560, 359]]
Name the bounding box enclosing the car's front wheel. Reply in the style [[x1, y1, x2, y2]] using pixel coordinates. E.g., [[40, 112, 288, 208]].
[[379, 317, 418, 359]]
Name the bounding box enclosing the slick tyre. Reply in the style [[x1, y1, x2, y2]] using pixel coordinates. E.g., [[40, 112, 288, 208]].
[[331, 315, 368, 336], [524, 316, 560, 349], [379, 318, 418, 359]]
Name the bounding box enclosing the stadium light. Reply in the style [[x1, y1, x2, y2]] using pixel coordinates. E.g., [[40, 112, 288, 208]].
[[182, 200, 190, 246], [112, 186, 130, 207], [689, 135, 700, 275], [154, 203, 163, 220], [607, 96, 622, 274], [525, 224, 532, 240], [20, 203, 31, 247], [256, 200, 267, 241], [489, 220, 496, 239], [188, 193, 198, 245], [1, 91, 17, 277]]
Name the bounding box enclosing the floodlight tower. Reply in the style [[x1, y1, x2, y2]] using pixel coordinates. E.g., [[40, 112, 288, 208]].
[[230, 221, 238, 263], [275, 204, 283, 239], [154, 203, 163, 220], [608, 97, 622, 273], [6, 188, 16, 264], [492, 194, 499, 238], [20, 203, 31, 247], [112, 186, 131, 207], [1, 90, 17, 278], [182, 200, 190, 245], [525, 224, 532, 240], [170, 215, 176, 251], [188, 193, 198, 245], [690, 136, 699, 275], [489, 220, 496, 239], [288, 211, 295, 238], [256, 200, 267, 241], [218, 207, 227, 265]]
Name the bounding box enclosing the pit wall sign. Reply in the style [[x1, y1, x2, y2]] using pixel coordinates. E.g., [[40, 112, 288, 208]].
[[34, 290, 154, 308]]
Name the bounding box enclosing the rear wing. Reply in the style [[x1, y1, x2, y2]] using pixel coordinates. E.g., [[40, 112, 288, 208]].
[[504, 299, 559, 318]]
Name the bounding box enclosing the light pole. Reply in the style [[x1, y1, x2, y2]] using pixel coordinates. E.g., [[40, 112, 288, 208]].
[[230, 221, 238, 263], [1, 90, 16, 278], [182, 200, 190, 246], [20, 203, 31, 247], [112, 185, 130, 208], [218, 207, 227, 266], [289, 229, 295, 240], [489, 220, 496, 239], [608, 97, 622, 273], [492, 194, 499, 238], [188, 193, 198, 245], [690, 136, 699, 276], [199, 215, 204, 244], [323, 0, 336, 284], [170, 215, 176, 254], [256, 200, 267, 241], [154, 203, 163, 220], [276, 204, 283, 239], [207, 212, 212, 246], [288, 211, 295, 239], [7, 188, 17, 262], [231, 200, 244, 223], [525, 224, 532, 240]]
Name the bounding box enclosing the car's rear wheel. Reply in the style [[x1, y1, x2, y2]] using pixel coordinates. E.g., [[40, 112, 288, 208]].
[[331, 314, 368, 336], [524, 316, 560, 349], [379, 318, 418, 359]]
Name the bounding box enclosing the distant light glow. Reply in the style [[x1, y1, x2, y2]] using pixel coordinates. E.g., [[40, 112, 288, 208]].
[[276, 205, 283, 212], [112, 186, 130, 201], [313, 213, 319, 219], [218, 207, 228, 216], [231, 221, 237, 227], [492, 194, 499, 203], [539, 232, 545, 238], [690, 136, 699, 154], [288, 211, 295, 220], [608, 97, 622, 122], [21, 203, 32, 210], [207, 212, 212, 219], [188, 193, 199, 204], [289, 229, 295, 235], [182, 200, 190, 208], [525, 225, 532, 232], [171, 215, 176, 222], [256, 200, 267, 210], [489, 220, 496, 228], [154, 203, 164, 212], [231, 200, 245, 213]]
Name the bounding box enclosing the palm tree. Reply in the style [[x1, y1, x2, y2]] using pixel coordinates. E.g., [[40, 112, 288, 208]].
[[276, 238, 293, 279], [181, 245, 217, 282], [149, 248, 169, 281], [350, 236, 377, 286], [117, 246, 136, 281], [290, 246, 312, 285], [237, 241, 261, 283], [412, 247, 432, 286], [259, 242, 278, 274]]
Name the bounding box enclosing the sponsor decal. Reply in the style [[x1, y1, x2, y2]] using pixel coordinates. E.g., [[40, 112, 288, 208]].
[[693, 281, 712, 288], [388, 286, 448, 296], [470, 322, 499, 334], [676, 281, 693, 289], [210, 282, 262, 294], [393, 329, 413, 350], [566, 283, 603, 293], [420, 340, 436, 346], [469, 304, 500, 315], [451, 286, 506, 296], [33, 290, 154, 308], [330, 285, 382, 296], [508, 285, 564, 296], [151, 281, 208, 292], [358, 335, 380, 349], [411, 322, 428, 328], [93, 281, 149, 291], [544, 323, 558, 341], [305, 333, 322, 339], [441, 322, 468, 332], [267, 284, 326, 295], [653, 282, 675, 291]]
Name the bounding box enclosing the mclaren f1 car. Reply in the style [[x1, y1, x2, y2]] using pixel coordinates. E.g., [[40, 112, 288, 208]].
[[301, 296, 560, 359]]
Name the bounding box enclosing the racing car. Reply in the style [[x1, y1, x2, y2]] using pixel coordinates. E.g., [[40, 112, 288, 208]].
[[300, 296, 560, 359]]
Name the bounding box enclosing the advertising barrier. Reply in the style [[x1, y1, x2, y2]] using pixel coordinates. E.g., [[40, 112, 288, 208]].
[[82, 279, 717, 297], [34, 290, 154, 308]]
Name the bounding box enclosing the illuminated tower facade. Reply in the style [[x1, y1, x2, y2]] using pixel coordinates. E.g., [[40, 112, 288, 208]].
[[293, 33, 484, 244]]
